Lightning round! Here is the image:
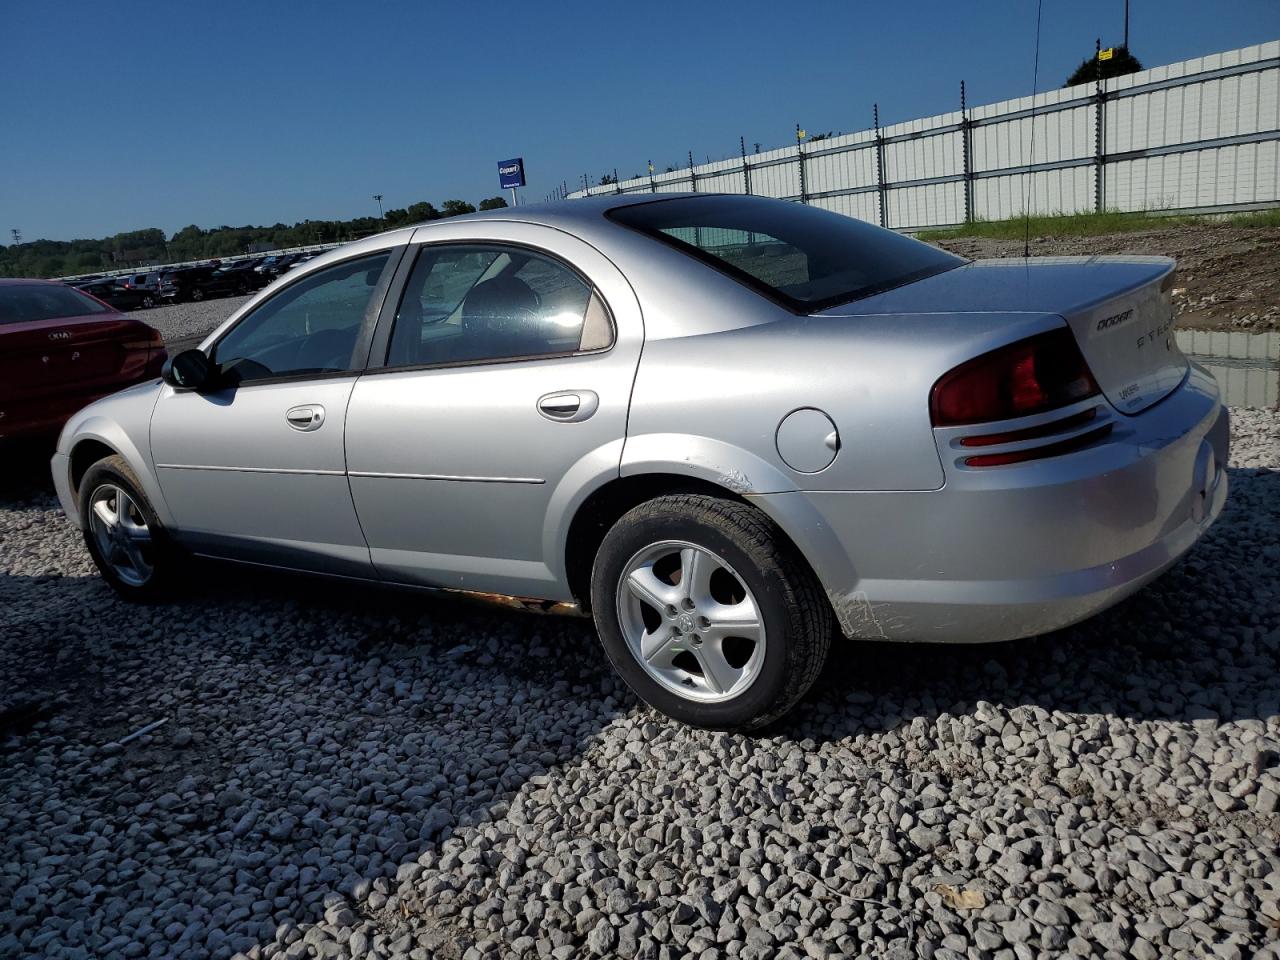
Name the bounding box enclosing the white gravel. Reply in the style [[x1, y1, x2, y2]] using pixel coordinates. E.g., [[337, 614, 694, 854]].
[[1, 409, 1277, 960], [133, 295, 251, 351]]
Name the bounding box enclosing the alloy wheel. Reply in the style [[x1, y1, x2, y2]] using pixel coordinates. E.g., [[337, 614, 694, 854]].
[[88, 484, 154, 587], [616, 540, 766, 702]]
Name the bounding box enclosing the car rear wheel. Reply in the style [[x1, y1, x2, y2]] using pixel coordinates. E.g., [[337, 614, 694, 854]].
[[191, 288, 205, 301], [141, 295, 156, 308], [591, 494, 831, 731], [80, 455, 179, 601]]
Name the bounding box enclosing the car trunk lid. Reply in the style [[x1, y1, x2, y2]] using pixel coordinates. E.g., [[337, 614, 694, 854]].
[[818, 256, 1188, 415], [0, 313, 156, 402]]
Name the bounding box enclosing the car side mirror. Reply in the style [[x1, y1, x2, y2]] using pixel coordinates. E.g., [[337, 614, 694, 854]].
[[162, 348, 216, 391]]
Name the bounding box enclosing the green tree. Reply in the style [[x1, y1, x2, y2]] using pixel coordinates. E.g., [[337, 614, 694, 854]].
[[0, 195, 507, 277], [382, 207, 411, 227], [406, 201, 441, 221], [440, 200, 476, 218], [1066, 46, 1142, 86]]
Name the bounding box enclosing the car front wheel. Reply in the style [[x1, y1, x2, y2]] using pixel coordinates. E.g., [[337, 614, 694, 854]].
[[80, 455, 179, 601], [591, 494, 831, 731]]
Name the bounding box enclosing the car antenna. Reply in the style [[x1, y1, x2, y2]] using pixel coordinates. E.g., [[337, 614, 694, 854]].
[[1023, 0, 1044, 260]]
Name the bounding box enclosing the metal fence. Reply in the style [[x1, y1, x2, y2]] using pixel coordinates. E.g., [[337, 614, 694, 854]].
[[565, 41, 1280, 231]]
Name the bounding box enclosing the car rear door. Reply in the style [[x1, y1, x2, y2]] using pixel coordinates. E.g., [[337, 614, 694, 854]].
[[344, 221, 643, 600], [148, 244, 404, 576]]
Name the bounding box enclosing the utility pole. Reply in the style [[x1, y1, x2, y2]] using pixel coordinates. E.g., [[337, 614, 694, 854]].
[[372, 194, 384, 221], [1123, 0, 1129, 49], [9, 228, 21, 245]]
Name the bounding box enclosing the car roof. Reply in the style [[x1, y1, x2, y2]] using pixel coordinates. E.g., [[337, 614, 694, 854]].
[[404, 193, 701, 233], [0, 278, 65, 287], [353, 193, 711, 260]]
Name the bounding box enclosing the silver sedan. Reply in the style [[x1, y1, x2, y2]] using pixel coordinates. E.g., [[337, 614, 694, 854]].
[[52, 195, 1228, 729]]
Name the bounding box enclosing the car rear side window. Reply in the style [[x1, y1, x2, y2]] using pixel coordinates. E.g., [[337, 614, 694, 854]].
[[385, 244, 611, 368], [0, 284, 112, 324], [608, 195, 964, 313]]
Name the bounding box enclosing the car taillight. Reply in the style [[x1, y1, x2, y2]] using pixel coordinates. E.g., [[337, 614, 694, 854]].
[[929, 328, 1100, 427], [123, 326, 165, 350]]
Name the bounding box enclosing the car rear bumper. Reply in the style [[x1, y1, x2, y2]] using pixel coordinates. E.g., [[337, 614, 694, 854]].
[[6, 345, 164, 439], [754, 363, 1229, 643], [3, 382, 151, 441]]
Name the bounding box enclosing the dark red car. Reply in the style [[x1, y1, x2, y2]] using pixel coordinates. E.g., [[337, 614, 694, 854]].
[[0, 280, 167, 441]]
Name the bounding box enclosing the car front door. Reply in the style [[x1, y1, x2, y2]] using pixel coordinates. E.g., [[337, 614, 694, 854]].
[[344, 222, 643, 600], [149, 245, 403, 576]]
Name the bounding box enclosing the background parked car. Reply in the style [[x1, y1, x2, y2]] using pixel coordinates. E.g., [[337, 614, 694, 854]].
[[206, 259, 269, 295], [254, 253, 303, 279], [0, 279, 166, 440], [158, 266, 218, 302], [71, 277, 149, 312], [118, 272, 163, 306], [285, 252, 321, 272]]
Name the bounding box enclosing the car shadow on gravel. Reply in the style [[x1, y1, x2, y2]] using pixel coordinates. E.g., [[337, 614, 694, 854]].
[[0, 438, 57, 500]]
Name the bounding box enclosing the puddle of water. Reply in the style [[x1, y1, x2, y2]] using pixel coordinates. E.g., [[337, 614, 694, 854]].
[[1176, 329, 1279, 408]]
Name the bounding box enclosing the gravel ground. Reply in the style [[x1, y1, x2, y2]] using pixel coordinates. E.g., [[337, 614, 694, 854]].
[[132, 295, 251, 352], [1, 406, 1277, 960]]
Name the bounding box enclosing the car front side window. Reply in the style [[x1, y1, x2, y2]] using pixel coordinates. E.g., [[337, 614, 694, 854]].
[[385, 244, 609, 369], [212, 251, 391, 384]]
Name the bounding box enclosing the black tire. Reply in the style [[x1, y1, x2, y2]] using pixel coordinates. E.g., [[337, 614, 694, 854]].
[[191, 288, 205, 301], [79, 454, 181, 602], [141, 295, 156, 309], [590, 494, 832, 731]]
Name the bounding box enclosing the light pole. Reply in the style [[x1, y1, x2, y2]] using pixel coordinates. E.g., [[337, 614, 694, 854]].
[[372, 194, 384, 221]]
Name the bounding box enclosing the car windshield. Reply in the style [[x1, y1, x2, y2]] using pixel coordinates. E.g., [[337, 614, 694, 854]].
[[608, 195, 964, 312], [0, 284, 113, 324]]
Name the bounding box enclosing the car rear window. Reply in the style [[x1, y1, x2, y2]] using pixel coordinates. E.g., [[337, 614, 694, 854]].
[[0, 284, 113, 324], [607, 195, 964, 312]]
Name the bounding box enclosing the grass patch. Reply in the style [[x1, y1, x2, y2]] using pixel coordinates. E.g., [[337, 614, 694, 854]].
[[920, 207, 1280, 240]]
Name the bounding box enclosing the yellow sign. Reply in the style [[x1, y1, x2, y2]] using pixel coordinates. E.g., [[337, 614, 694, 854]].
[[797, 129, 807, 140], [1098, 47, 1115, 61]]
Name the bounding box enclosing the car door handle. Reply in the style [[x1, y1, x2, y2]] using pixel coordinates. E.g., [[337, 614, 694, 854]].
[[537, 390, 599, 423], [285, 404, 326, 431]]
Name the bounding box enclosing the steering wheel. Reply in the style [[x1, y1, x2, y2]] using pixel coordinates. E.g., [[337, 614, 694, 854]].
[[295, 328, 356, 371]]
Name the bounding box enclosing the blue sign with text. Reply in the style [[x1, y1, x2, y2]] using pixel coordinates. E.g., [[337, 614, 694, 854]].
[[498, 157, 526, 189]]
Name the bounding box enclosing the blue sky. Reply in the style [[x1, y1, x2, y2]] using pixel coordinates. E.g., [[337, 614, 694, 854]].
[[3, 0, 1276, 242]]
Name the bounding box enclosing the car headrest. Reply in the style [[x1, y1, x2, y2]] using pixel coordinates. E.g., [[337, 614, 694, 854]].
[[461, 276, 539, 334]]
